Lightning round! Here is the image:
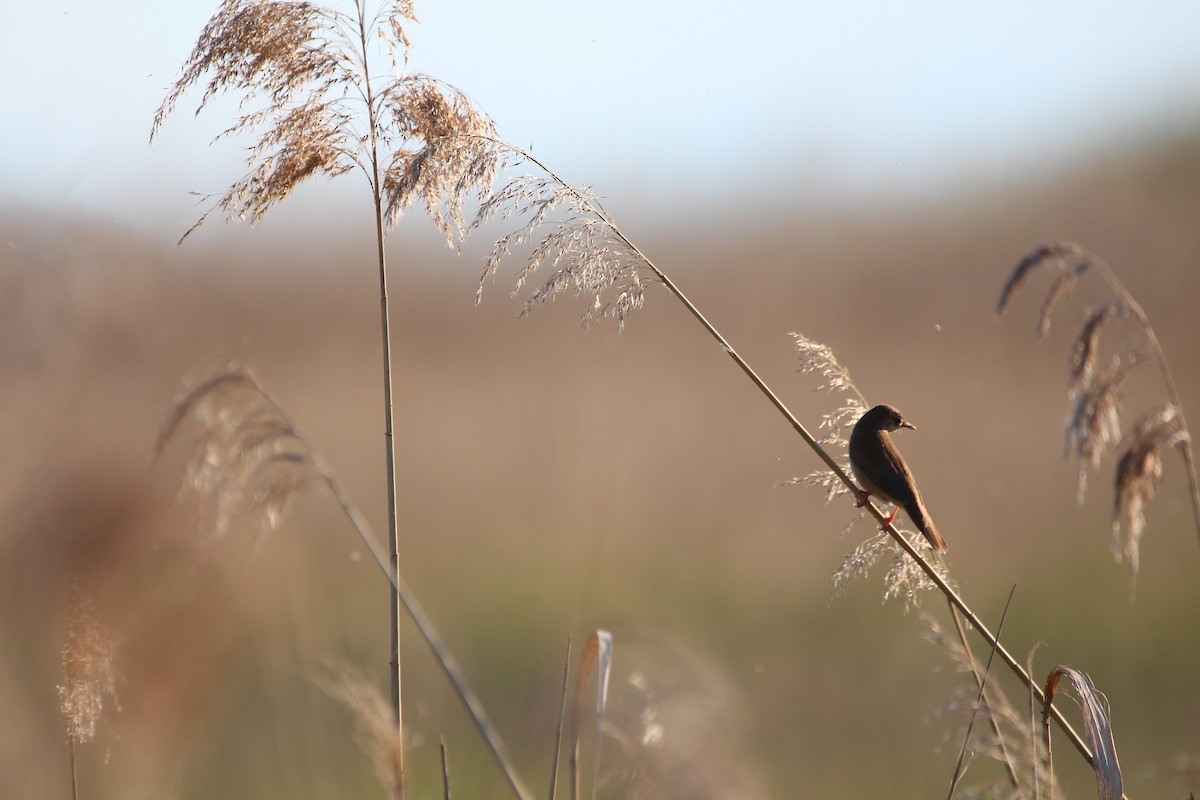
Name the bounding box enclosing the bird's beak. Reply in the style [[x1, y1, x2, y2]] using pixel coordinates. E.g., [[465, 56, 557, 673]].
[[902, 421, 916, 430]]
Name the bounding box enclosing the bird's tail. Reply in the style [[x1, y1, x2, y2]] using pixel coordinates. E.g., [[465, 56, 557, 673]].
[[921, 521, 948, 554]]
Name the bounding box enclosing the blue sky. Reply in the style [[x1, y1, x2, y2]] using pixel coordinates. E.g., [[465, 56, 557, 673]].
[[4, 1, 1200, 230]]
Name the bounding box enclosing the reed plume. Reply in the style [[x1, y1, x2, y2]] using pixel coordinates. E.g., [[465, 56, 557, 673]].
[[58, 580, 119, 800], [998, 242, 1199, 584]]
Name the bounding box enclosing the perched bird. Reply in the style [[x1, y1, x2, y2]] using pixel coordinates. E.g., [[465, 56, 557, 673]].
[[848, 404, 947, 553]]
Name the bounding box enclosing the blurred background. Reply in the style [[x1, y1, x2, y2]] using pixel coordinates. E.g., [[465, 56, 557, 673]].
[[3, 1, 1200, 798]]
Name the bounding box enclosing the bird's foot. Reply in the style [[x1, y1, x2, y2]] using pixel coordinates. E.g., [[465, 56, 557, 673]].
[[882, 506, 899, 526], [853, 489, 870, 508]]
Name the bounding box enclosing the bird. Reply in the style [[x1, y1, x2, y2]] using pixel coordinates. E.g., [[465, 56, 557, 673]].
[[848, 404, 947, 553]]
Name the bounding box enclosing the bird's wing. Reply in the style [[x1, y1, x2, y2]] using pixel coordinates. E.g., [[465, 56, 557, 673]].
[[873, 433, 921, 508]]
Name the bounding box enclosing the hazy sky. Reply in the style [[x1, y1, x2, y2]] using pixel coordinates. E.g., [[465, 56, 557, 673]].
[[4, 1, 1200, 229]]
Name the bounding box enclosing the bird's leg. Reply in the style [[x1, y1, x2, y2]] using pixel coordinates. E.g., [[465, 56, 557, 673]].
[[882, 506, 899, 526]]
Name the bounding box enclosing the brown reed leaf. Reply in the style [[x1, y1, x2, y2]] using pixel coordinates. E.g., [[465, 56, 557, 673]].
[[1042, 666, 1123, 800], [1112, 404, 1188, 581], [569, 629, 614, 800], [58, 582, 119, 745]]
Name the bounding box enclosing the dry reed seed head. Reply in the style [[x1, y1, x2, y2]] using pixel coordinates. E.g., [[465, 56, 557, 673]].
[[796, 462, 855, 504], [829, 530, 891, 599], [215, 100, 357, 228], [384, 119, 500, 244], [1070, 302, 1131, 389], [1035, 259, 1090, 337], [160, 369, 320, 537], [997, 241, 1082, 315], [152, 0, 342, 137], [790, 332, 868, 437], [881, 531, 947, 609], [1064, 353, 1143, 503], [1111, 405, 1187, 577], [829, 528, 946, 607], [154, 0, 498, 245], [458, 157, 653, 328], [58, 583, 119, 745], [316, 662, 404, 792]]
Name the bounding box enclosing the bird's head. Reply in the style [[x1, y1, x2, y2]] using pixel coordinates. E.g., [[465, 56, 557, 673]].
[[863, 404, 915, 433]]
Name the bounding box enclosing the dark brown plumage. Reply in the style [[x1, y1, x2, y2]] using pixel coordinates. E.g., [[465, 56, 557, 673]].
[[848, 404, 947, 553]]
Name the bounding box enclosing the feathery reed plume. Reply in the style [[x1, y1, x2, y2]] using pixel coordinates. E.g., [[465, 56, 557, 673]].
[[156, 370, 314, 537], [400, 137, 654, 329], [157, 367, 534, 800], [59, 581, 119, 800], [998, 242, 1200, 581], [1112, 404, 1187, 585], [789, 333, 868, 504], [316, 661, 404, 795], [151, 0, 497, 244], [1042, 667, 1123, 800], [154, 4, 500, 790]]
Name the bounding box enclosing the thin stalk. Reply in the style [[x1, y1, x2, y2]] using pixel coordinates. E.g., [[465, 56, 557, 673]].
[[548, 637, 572, 800], [68, 736, 79, 800], [356, 2, 404, 797], [440, 736, 452, 800]]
